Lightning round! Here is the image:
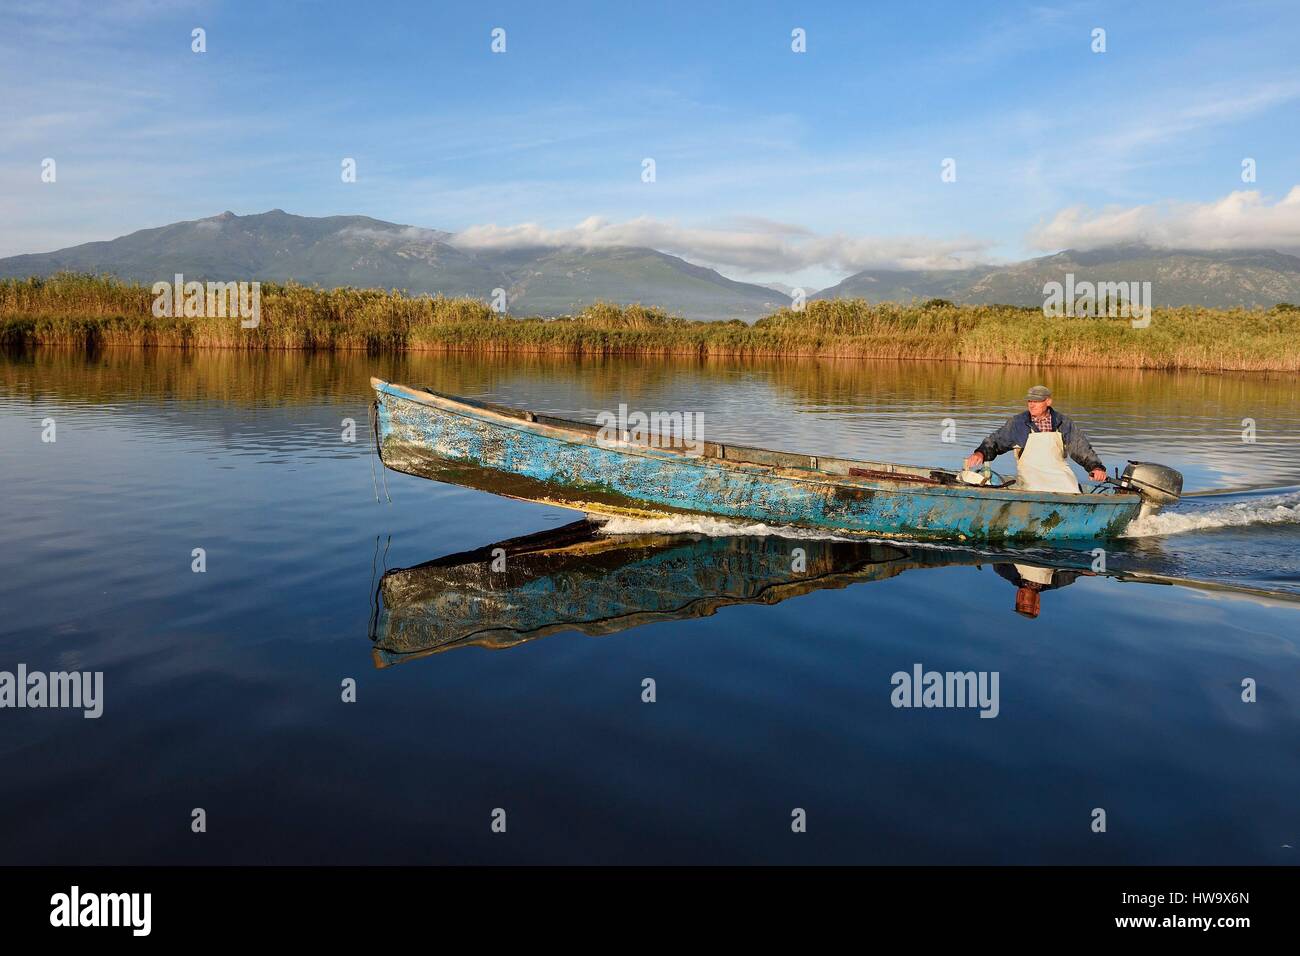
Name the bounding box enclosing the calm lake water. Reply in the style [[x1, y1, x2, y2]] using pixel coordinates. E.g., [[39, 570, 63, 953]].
[[1, 348, 1298, 864]]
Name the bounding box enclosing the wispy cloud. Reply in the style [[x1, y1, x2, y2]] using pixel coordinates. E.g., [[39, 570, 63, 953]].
[[451, 216, 994, 272], [1097, 81, 1300, 159]]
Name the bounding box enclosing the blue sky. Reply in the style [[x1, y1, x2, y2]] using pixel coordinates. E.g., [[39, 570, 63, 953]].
[[3, 0, 1299, 287]]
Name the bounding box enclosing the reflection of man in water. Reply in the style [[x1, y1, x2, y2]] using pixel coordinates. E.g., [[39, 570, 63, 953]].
[[994, 563, 1086, 619]]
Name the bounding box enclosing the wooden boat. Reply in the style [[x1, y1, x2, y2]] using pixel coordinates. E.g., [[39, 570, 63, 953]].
[[370, 379, 1170, 542]]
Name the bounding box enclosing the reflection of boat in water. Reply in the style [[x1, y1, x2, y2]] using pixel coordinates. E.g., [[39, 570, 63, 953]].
[[369, 520, 1093, 666], [370, 380, 1183, 542]]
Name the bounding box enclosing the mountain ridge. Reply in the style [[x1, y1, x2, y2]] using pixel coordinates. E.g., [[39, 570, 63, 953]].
[[0, 210, 785, 322], [816, 243, 1300, 310], [3, 211, 1298, 316]]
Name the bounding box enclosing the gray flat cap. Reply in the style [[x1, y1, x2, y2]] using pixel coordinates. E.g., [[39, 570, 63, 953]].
[[1026, 385, 1052, 401]]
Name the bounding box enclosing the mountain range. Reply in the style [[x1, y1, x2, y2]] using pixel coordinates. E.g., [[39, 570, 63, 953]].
[[3, 210, 1298, 318], [813, 244, 1300, 310], [0, 210, 783, 322]]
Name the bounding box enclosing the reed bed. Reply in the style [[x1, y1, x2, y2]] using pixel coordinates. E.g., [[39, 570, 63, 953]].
[[3, 274, 1298, 371]]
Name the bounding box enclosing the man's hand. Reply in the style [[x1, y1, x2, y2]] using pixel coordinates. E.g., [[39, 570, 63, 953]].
[[964, 452, 984, 471], [1089, 468, 1107, 482]]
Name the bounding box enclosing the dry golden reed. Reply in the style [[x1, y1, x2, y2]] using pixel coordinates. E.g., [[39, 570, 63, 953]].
[[3, 274, 1298, 371]]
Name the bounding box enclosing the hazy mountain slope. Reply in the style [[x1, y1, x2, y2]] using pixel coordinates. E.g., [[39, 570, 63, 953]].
[[494, 246, 784, 320], [813, 267, 987, 303], [815, 245, 1300, 309], [963, 246, 1300, 308]]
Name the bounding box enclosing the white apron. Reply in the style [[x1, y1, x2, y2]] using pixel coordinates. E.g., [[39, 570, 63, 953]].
[[1015, 431, 1080, 494], [1012, 563, 1056, 586]]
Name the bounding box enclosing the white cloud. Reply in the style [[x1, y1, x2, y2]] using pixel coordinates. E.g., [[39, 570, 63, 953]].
[[1029, 187, 1300, 252], [450, 216, 993, 273]]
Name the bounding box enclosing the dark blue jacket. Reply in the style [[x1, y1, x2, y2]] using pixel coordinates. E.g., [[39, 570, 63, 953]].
[[974, 408, 1105, 474]]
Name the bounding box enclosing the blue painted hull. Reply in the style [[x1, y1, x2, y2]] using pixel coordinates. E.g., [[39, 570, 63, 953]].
[[371, 380, 1142, 542]]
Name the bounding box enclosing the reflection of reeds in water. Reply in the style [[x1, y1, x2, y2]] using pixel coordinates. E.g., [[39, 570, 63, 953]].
[[3, 274, 1300, 370], [4, 341, 1297, 421]]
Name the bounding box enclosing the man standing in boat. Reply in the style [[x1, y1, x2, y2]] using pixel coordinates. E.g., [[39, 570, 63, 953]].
[[963, 385, 1108, 493]]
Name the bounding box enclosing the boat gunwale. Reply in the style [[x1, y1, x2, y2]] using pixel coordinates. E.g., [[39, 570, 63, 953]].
[[370, 378, 1140, 509]]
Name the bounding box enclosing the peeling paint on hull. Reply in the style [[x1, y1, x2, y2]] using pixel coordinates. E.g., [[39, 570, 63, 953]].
[[371, 379, 1142, 542]]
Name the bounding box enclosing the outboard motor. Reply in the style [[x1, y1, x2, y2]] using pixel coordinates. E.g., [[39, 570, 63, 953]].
[[1117, 461, 1183, 519]]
